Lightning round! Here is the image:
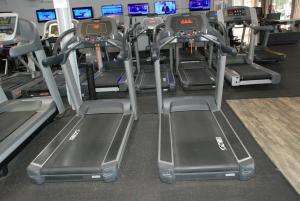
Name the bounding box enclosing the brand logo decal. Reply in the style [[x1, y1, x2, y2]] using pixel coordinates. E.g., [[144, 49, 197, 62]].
[[69, 129, 80, 141], [216, 137, 227, 151]]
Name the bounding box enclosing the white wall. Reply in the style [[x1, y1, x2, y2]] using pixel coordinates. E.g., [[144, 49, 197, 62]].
[[0, 0, 212, 50]]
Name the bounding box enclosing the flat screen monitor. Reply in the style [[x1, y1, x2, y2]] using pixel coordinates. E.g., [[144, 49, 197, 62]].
[[154, 1, 176, 15], [189, 0, 210, 11], [102, 4, 123, 16], [128, 3, 149, 16], [36, 9, 56, 23], [72, 7, 94, 20]]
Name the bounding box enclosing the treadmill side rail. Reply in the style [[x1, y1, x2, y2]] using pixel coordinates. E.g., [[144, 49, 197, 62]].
[[158, 114, 175, 183], [213, 111, 255, 180]]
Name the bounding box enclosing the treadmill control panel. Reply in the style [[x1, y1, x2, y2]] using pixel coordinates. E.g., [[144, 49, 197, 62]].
[[166, 14, 207, 39], [0, 13, 18, 44], [227, 8, 246, 17], [142, 17, 163, 30], [77, 18, 116, 43], [49, 23, 59, 38], [223, 7, 252, 23]]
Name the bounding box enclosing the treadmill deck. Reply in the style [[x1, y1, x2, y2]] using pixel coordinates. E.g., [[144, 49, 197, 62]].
[[0, 111, 36, 142], [171, 110, 238, 172], [227, 64, 272, 80], [178, 62, 215, 89]]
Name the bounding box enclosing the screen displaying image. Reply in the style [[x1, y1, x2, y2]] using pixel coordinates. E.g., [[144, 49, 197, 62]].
[[36, 9, 56, 23], [72, 7, 94, 20], [102, 4, 123, 16], [155, 1, 176, 15], [128, 3, 149, 16], [189, 0, 210, 11]]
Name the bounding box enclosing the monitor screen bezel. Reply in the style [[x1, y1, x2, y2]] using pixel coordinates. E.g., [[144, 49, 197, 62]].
[[36, 9, 57, 23], [72, 6, 94, 20], [154, 1, 176, 15], [189, 0, 211, 11], [101, 4, 124, 16], [128, 3, 150, 16]]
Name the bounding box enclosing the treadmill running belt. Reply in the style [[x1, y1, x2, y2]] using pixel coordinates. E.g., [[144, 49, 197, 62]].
[[94, 70, 124, 87], [255, 48, 286, 62], [171, 110, 238, 172], [179, 63, 215, 86], [179, 49, 206, 61], [227, 64, 272, 80], [1, 75, 32, 90], [29, 74, 65, 91], [41, 113, 123, 174], [139, 71, 169, 89], [0, 111, 36, 142]]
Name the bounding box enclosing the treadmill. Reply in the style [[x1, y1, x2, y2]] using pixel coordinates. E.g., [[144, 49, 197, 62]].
[[27, 17, 138, 184], [175, 18, 216, 90], [153, 13, 254, 183], [81, 16, 129, 94], [219, 6, 281, 86], [253, 9, 286, 63], [22, 20, 86, 97], [134, 16, 176, 92], [0, 13, 65, 176]]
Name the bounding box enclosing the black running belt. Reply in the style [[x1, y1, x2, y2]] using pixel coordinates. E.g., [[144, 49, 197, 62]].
[[0, 111, 36, 142], [227, 64, 272, 80], [136, 64, 172, 89], [29, 74, 66, 92], [103, 61, 124, 70], [1, 75, 32, 90], [179, 63, 215, 86], [255, 48, 286, 62], [171, 110, 238, 172], [179, 49, 206, 62], [94, 70, 125, 87], [42, 113, 122, 174]]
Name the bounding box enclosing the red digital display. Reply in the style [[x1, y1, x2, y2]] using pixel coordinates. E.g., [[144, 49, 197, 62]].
[[92, 24, 101, 30], [180, 19, 193, 25]]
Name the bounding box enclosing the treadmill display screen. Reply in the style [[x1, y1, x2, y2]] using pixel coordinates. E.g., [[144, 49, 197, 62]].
[[0, 17, 11, 25], [72, 7, 94, 20], [177, 17, 198, 30], [102, 5, 123, 16], [49, 24, 59, 37], [36, 9, 56, 23], [154, 1, 176, 15], [189, 0, 210, 11], [86, 23, 107, 35], [128, 3, 149, 16], [227, 8, 246, 17]]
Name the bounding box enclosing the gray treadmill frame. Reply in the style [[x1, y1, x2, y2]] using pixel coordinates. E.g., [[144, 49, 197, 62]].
[[154, 13, 255, 183], [217, 7, 281, 86], [27, 17, 138, 184], [133, 17, 176, 92], [0, 13, 65, 167]]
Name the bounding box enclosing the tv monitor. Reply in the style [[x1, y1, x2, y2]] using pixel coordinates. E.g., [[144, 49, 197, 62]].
[[36, 9, 56, 23], [72, 7, 94, 20], [128, 3, 149, 16], [154, 1, 176, 15], [102, 4, 123, 16], [189, 0, 210, 11]]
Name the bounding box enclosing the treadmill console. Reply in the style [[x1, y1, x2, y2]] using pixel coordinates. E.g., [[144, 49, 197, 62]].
[[142, 17, 163, 30], [77, 18, 117, 43], [223, 6, 251, 23], [0, 13, 18, 45], [49, 23, 59, 38], [166, 14, 207, 37]]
